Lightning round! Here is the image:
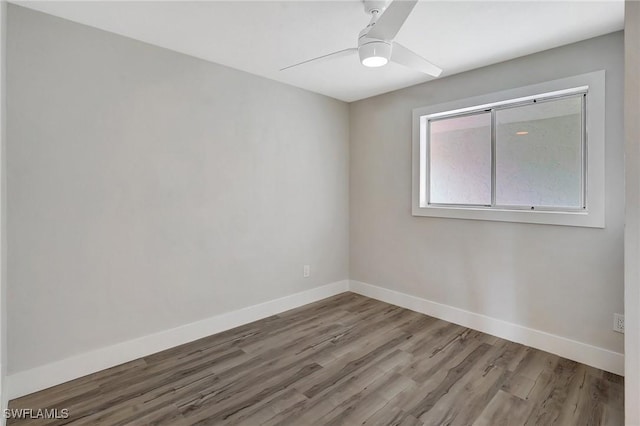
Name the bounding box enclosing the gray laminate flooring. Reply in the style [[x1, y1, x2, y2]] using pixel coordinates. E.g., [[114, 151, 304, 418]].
[[8, 292, 624, 425]]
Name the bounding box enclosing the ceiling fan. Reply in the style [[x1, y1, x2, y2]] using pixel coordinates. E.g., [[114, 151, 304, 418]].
[[281, 0, 442, 77]]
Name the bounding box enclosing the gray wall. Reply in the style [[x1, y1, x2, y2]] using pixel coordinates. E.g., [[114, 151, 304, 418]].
[[625, 0, 640, 421], [0, 0, 6, 414], [350, 32, 624, 354], [7, 5, 349, 374]]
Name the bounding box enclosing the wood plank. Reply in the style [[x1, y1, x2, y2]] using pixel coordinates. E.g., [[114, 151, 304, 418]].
[[416, 343, 511, 425], [501, 373, 536, 400], [473, 390, 530, 426], [405, 343, 492, 419], [524, 358, 581, 425]]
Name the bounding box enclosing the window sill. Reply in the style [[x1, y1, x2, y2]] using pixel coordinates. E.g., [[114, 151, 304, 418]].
[[412, 204, 603, 228]]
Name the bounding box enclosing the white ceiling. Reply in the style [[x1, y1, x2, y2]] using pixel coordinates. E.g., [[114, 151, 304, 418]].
[[13, 0, 624, 102]]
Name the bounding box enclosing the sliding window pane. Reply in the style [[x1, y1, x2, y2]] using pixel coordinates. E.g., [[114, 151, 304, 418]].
[[429, 112, 492, 205], [495, 96, 583, 208]]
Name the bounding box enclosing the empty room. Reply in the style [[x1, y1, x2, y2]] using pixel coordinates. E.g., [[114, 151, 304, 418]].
[[0, 0, 638, 424]]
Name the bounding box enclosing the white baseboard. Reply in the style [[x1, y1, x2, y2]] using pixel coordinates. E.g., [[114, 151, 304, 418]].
[[349, 280, 624, 376], [7, 280, 349, 400]]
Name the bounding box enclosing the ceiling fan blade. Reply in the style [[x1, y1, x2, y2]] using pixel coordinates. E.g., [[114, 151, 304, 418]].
[[391, 42, 442, 77], [280, 48, 357, 71], [367, 0, 418, 41]]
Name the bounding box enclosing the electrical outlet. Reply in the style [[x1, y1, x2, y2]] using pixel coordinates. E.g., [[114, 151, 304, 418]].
[[303, 265, 310, 278], [613, 313, 624, 333]]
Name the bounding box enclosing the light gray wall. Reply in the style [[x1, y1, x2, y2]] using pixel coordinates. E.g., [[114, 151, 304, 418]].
[[7, 5, 349, 374], [624, 0, 640, 422], [0, 0, 6, 416], [350, 32, 624, 354]]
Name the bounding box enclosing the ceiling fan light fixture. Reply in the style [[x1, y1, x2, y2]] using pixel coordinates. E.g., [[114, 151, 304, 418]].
[[359, 41, 391, 68], [362, 56, 388, 67]]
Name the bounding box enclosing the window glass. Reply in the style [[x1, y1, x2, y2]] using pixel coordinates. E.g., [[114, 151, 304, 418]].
[[495, 96, 583, 208], [429, 112, 492, 205]]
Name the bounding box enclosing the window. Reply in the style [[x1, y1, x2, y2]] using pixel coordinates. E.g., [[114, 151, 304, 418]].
[[428, 92, 584, 209], [412, 71, 605, 228]]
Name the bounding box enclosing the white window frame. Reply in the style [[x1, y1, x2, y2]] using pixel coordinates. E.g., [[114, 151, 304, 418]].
[[412, 70, 605, 228]]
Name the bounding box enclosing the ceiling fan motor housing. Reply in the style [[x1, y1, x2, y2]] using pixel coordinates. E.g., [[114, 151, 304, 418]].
[[357, 2, 392, 68], [358, 38, 392, 66]]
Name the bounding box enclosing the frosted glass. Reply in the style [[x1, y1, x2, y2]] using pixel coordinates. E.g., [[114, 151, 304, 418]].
[[495, 96, 583, 208], [429, 113, 491, 205]]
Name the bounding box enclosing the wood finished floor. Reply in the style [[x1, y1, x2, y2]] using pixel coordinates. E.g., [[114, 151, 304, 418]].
[[9, 293, 624, 425]]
